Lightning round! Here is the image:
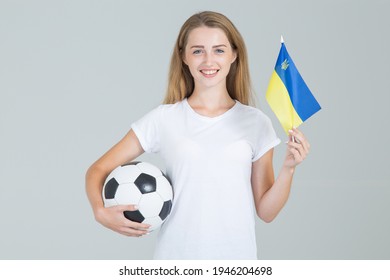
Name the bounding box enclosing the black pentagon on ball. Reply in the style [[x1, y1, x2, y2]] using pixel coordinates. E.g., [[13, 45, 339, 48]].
[[134, 173, 156, 194], [104, 178, 119, 199], [123, 210, 145, 223], [159, 200, 172, 220]]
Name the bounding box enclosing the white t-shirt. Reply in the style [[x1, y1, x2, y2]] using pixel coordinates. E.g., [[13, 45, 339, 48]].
[[131, 99, 280, 259]]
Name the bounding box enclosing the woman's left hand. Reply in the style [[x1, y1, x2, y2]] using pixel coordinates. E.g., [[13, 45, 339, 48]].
[[283, 127, 310, 169]]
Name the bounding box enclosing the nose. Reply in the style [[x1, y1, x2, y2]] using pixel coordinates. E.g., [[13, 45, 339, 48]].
[[203, 52, 214, 66]]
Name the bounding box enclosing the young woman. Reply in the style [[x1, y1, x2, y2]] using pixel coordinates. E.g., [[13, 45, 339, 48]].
[[86, 11, 310, 259]]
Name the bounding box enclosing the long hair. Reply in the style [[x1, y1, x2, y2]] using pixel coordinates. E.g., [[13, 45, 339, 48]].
[[163, 11, 254, 105]]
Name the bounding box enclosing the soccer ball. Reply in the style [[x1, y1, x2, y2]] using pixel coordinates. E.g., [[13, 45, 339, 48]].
[[102, 161, 173, 231]]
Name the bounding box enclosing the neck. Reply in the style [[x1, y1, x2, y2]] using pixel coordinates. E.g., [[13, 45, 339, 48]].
[[189, 86, 234, 110], [187, 86, 236, 118]]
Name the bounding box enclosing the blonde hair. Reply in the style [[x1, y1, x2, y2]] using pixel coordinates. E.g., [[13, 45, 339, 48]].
[[163, 11, 254, 105]]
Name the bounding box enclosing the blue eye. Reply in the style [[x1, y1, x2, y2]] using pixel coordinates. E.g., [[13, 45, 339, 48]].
[[193, 49, 203, 54], [215, 49, 225, 54]]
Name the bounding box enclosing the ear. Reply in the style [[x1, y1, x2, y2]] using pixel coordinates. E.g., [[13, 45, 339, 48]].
[[181, 49, 188, 65], [231, 50, 237, 64]]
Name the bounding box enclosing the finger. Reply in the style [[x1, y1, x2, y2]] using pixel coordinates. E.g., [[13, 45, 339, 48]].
[[288, 141, 308, 161], [289, 146, 303, 164], [116, 228, 134, 237], [120, 205, 152, 229], [118, 227, 149, 237], [118, 221, 151, 234], [289, 128, 304, 143], [117, 204, 139, 212], [289, 128, 310, 154], [120, 215, 151, 229], [130, 221, 151, 230], [121, 212, 152, 230]]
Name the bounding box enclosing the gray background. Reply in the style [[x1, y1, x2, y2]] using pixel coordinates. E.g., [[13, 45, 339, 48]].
[[1, 0, 389, 259]]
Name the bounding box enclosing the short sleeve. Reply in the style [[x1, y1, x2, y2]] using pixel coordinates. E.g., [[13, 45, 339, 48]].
[[131, 106, 162, 153], [252, 113, 281, 162]]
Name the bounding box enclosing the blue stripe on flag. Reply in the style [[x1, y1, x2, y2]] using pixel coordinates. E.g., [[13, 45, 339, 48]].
[[274, 43, 321, 122]]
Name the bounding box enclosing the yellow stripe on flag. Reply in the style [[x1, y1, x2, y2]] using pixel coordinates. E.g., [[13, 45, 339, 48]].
[[266, 71, 303, 134]]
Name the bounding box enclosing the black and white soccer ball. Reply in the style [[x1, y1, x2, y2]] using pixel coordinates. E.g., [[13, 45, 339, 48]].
[[102, 161, 173, 231]]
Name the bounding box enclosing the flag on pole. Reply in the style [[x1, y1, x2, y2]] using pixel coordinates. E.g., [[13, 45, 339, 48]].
[[266, 36, 321, 134]]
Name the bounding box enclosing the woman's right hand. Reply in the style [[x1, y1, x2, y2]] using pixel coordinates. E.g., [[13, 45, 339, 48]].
[[94, 204, 151, 237]]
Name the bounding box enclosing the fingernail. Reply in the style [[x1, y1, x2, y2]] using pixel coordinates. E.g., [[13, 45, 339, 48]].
[[133, 205, 138, 210]]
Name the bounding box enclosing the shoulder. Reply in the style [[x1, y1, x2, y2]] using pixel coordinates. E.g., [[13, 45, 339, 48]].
[[159, 100, 184, 110], [154, 99, 187, 117], [152, 99, 184, 111], [141, 100, 184, 117]]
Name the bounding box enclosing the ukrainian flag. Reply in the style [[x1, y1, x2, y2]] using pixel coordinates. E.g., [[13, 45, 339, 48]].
[[266, 38, 321, 134]]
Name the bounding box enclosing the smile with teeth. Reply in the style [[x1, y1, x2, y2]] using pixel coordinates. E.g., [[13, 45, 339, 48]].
[[200, 69, 219, 75]]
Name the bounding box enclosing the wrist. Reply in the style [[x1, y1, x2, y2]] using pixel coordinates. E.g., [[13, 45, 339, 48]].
[[282, 164, 295, 175], [93, 205, 105, 221]]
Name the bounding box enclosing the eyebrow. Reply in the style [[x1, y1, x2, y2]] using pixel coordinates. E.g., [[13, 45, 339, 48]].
[[190, 44, 228, 49]]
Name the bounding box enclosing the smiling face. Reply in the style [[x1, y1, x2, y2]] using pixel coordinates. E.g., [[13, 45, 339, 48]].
[[183, 26, 237, 93]]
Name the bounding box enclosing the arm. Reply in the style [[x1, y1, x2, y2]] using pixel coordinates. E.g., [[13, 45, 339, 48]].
[[251, 128, 310, 223], [85, 129, 150, 236]]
